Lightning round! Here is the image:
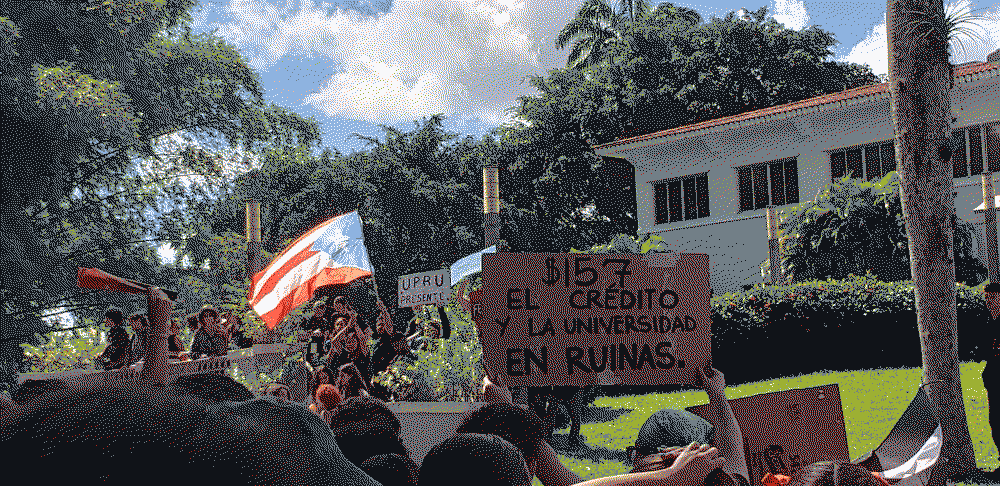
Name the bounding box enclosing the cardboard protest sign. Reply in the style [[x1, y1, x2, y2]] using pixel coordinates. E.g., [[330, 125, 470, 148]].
[[687, 384, 850, 486], [470, 252, 710, 387], [398, 269, 451, 307]]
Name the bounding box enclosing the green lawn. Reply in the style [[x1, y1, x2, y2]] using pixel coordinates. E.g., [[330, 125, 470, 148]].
[[533, 362, 996, 485]]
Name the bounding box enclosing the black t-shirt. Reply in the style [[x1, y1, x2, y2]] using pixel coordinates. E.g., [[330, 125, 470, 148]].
[[371, 332, 409, 375], [984, 315, 1000, 389]]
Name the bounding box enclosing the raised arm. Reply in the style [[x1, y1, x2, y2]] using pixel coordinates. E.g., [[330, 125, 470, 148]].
[[571, 443, 724, 486], [699, 366, 749, 483]]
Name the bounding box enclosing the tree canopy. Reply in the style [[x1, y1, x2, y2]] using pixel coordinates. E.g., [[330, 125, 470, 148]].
[[0, 0, 319, 391]]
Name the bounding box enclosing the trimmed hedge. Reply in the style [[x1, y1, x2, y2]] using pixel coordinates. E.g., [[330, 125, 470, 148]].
[[711, 272, 992, 386]]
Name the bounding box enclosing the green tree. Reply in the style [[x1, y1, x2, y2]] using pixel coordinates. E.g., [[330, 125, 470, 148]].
[[0, 0, 319, 392], [555, 0, 629, 70], [767, 172, 986, 285]]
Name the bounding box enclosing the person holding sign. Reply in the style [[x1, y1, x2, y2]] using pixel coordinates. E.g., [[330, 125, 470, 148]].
[[477, 364, 747, 486], [624, 365, 749, 486]]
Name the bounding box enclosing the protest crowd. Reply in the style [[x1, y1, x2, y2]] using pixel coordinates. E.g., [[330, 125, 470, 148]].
[[6, 213, 959, 486], [82, 291, 896, 486]]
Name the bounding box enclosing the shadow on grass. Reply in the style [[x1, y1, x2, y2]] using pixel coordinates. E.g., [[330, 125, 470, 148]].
[[547, 405, 635, 463], [549, 433, 630, 463]]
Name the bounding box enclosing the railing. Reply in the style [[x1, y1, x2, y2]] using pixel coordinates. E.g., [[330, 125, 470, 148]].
[[17, 343, 304, 385]]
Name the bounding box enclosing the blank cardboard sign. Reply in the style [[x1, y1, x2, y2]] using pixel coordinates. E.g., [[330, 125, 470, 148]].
[[687, 384, 850, 486]]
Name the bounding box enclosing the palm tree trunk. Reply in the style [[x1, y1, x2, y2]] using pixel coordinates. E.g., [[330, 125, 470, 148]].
[[887, 0, 976, 481]]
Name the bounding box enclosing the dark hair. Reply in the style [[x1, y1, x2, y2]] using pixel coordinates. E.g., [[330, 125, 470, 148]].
[[420, 433, 531, 486], [186, 313, 200, 330], [334, 422, 409, 468], [789, 462, 888, 486], [310, 366, 336, 398], [456, 402, 546, 461], [105, 309, 125, 327], [198, 307, 220, 325], [265, 383, 290, 400], [129, 314, 150, 334], [337, 362, 369, 398], [329, 396, 401, 437], [169, 373, 255, 402], [360, 453, 419, 486]]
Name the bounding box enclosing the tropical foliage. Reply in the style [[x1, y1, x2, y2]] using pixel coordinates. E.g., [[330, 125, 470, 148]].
[[1, 1, 884, 394], [764, 172, 987, 285]]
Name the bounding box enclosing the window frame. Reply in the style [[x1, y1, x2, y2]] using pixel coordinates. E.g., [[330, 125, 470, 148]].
[[652, 172, 710, 225], [736, 157, 799, 212], [952, 122, 1000, 177], [828, 140, 895, 182]]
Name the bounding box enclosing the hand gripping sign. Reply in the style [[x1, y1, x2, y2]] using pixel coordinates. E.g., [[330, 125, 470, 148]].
[[687, 385, 850, 486], [469, 252, 711, 387]]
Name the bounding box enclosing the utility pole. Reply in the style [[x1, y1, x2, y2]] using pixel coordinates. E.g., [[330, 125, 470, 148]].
[[767, 206, 781, 284]]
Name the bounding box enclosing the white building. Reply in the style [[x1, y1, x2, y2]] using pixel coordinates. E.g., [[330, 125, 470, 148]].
[[593, 61, 1000, 294]]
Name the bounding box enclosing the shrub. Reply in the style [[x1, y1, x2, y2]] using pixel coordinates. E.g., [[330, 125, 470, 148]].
[[764, 171, 986, 285], [711, 274, 991, 385], [373, 286, 485, 402]]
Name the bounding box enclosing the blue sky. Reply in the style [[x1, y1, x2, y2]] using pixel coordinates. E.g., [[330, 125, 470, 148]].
[[185, 0, 1000, 156], [145, 0, 1000, 269]]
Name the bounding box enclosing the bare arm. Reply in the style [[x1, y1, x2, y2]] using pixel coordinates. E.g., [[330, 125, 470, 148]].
[[535, 440, 585, 486], [700, 366, 750, 483], [572, 443, 724, 486]]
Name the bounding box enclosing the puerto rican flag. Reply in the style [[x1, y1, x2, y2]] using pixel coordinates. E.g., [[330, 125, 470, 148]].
[[854, 387, 943, 486], [249, 211, 374, 329]]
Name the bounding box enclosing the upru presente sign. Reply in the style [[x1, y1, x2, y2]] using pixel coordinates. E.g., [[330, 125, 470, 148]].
[[469, 253, 710, 387]]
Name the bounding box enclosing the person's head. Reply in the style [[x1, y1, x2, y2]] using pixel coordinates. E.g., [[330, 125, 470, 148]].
[[316, 384, 342, 410], [787, 461, 890, 486], [331, 295, 351, 313], [360, 453, 419, 486], [334, 421, 409, 468], [421, 433, 532, 486], [337, 362, 367, 399], [329, 396, 401, 437], [105, 309, 125, 327], [311, 366, 336, 398], [456, 402, 546, 478], [129, 314, 149, 333], [186, 313, 200, 331], [341, 326, 360, 354], [423, 319, 442, 339], [198, 307, 221, 331], [265, 383, 290, 401], [634, 409, 715, 458]]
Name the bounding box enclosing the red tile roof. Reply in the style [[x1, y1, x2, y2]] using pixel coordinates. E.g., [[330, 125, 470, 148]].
[[593, 62, 999, 151]]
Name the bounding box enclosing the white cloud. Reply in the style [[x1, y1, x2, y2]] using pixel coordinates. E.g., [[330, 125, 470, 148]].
[[210, 0, 578, 126], [841, 0, 1000, 78], [770, 0, 810, 30], [841, 17, 888, 77]]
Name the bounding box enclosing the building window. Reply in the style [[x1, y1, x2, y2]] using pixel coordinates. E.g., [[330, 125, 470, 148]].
[[830, 140, 896, 181], [653, 173, 709, 225], [736, 158, 799, 212], [952, 122, 1000, 178]]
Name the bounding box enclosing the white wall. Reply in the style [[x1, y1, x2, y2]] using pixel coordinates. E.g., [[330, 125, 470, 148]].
[[625, 75, 1000, 293]]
